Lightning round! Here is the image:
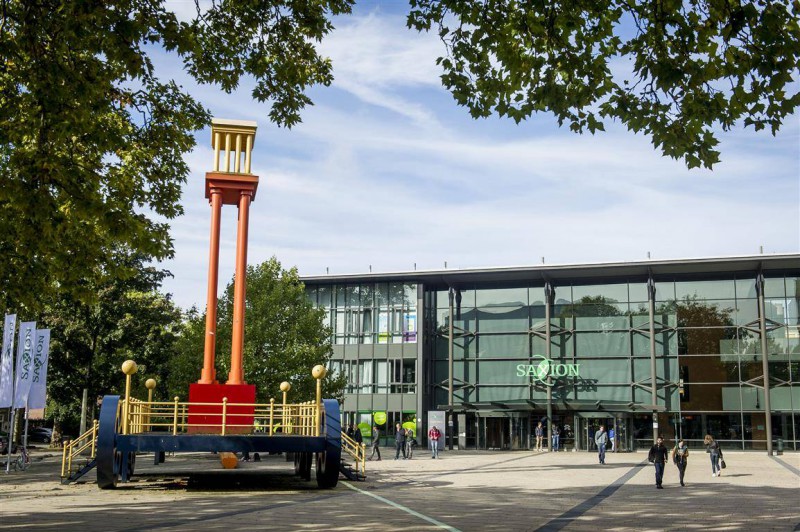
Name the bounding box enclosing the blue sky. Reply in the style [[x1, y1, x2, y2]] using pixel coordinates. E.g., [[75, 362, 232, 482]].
[[160, 2, 800, 311]]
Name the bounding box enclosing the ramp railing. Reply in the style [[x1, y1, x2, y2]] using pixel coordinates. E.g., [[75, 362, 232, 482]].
[[340, 432, 367, 477], [60, 420, 99, 480]]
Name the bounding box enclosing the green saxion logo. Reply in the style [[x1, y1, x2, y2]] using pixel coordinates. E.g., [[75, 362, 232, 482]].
[[516, 355, 580, 385]]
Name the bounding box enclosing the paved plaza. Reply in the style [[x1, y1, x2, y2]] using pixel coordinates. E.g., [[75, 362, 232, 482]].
[[0, 447, 798, 531]]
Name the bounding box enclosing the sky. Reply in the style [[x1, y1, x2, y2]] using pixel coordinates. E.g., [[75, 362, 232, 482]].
[[159, 2, 800, 311]]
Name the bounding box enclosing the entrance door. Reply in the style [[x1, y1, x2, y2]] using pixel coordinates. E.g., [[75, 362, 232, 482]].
[[485, 418, 508, 449], [578, 414, 625, 452]]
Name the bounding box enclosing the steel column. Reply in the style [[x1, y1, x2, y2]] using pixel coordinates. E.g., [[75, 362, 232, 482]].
[[756, 273, 773, 455]]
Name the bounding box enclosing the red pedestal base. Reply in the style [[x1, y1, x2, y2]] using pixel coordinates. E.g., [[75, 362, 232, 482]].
[[188, 383, 256, 434]]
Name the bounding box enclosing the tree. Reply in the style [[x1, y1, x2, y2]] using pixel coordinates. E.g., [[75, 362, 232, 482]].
[[0, 0, 353, 312], [41, 254, 182, 436], [407, 0, 800, 169], [167, 257, 344, 403]]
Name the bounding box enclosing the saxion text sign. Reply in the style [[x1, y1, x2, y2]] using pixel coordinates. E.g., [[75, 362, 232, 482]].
[[516, 355, 580, 385]]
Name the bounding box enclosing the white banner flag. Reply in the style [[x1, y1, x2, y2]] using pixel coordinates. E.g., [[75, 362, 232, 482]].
[[13, 321, 36, 409], [0, 314, 17, 408], [28, 329, 51, 410]]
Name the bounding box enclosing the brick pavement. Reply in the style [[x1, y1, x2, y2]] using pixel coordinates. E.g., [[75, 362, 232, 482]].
[[0, 447, 797, 531]]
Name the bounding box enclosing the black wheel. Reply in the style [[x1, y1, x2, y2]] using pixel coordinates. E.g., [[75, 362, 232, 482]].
[[300, 452, 312, 481], [97, 396, 121, 490], [316, 449, 339, 488], [126, 452, 136, 479], [317, 399, 342, 488]]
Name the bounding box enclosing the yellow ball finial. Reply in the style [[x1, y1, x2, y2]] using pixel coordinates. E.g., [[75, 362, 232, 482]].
[[312, 365, 327, 380], [280, 381, 291, 392], [121, 360, 138, 375], [145, 378, 157, 390]]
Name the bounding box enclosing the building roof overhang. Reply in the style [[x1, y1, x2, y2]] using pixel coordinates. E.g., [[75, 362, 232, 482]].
[[301, 253, 800, 286]]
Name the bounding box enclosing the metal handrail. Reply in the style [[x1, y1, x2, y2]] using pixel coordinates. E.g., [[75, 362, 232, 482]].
[[121, 398, 324, 437], [341, 432, 367, 477], [60, 420, 99, 478]]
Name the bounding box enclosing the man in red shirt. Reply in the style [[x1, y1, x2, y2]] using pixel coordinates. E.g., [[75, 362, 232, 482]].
[[428, 426, 441, 459]]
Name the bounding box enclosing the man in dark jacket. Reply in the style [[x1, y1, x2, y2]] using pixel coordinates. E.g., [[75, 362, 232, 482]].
[[648, 436, 670, 489], [369, 425, 381, 461], [394, 423, 406, 460]]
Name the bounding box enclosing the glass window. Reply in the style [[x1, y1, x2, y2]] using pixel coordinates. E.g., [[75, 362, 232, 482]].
[[654, 281, 675, 302], [575, 385, 631, 402], [553, 285, 572, 305], [377, 310, 389, 344], [360, 284, 374, 308], [677, 300, 736, 327], [475, 287, 528, 307], [581, 359, 631, 384], [763, 276, 786, 297], [632, 330, 677, 356], [317, 285, 332, 308], [676, 279, 736, 301], [572, 283, 629, 303], [478, 334, 528, 358], [549, 334, 574, 358], [765, 298, 789, 323], [403, 310, 417, 343], [679, 328, 739, 355], [575, 315, 629, 331], [304, 286, 316, 305], [735, 299, 759, 326], [358, 360, 373, 393], [735, 277, 757, 299], [629, 282, 649, 303], [478, 360, 525, 384], [346, 284, 360, 307], [528, 287, 547, 306], [436, 308, 477, 334], [389, 283, 404, 306], [477, 306, 529, 333], [375, 283, 389, 308], [334, 285, 346, 308], [403, 284, 416, 308], [575, 332, 631, 357], [478, 386, 528, 402], [375, 360, 388, 393]]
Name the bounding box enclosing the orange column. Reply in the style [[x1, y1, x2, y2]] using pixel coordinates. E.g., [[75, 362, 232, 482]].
[[228, 190, 252, 385], [200, 188, 222, 384]]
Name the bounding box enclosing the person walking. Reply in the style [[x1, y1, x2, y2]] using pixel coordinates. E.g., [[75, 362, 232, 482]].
[[672, 438, 689, 486], [354, 424, 363, 446], [405, 428, 415, 459], [609, 426, 616, 452], [704, 434, 722, 477], [648, 436, 669, 489], [552, 424, 560, 452], [595, 425, 608, 464], [394, 423, 406, 460], [429, 425, 441, 459], [535, 422, 544, 452], [368, 425, 381, 461]]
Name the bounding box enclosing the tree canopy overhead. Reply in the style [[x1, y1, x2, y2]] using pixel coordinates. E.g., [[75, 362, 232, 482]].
[[408, 0, 800, 169], [0, 0, 352, 311]]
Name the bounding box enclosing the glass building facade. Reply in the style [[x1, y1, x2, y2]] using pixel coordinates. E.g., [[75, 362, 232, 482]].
[[303, 255, 799, 452]]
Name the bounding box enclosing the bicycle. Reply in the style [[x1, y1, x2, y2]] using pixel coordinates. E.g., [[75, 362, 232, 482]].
[[9, 446, 30, 471]]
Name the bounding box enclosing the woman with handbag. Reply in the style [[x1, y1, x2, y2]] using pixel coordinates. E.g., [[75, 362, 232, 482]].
[[704, 434, 722, 477], [672, 439, 689, 487]]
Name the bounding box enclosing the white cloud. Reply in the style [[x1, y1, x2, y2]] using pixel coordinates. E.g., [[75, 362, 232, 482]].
[[157, 9, 799, 310]]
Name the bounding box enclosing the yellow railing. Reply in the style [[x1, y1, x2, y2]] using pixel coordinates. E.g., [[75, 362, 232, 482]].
[[341, 432, 367, 477], [119, 398, 324, 437], [60, 420, 99, 479]]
